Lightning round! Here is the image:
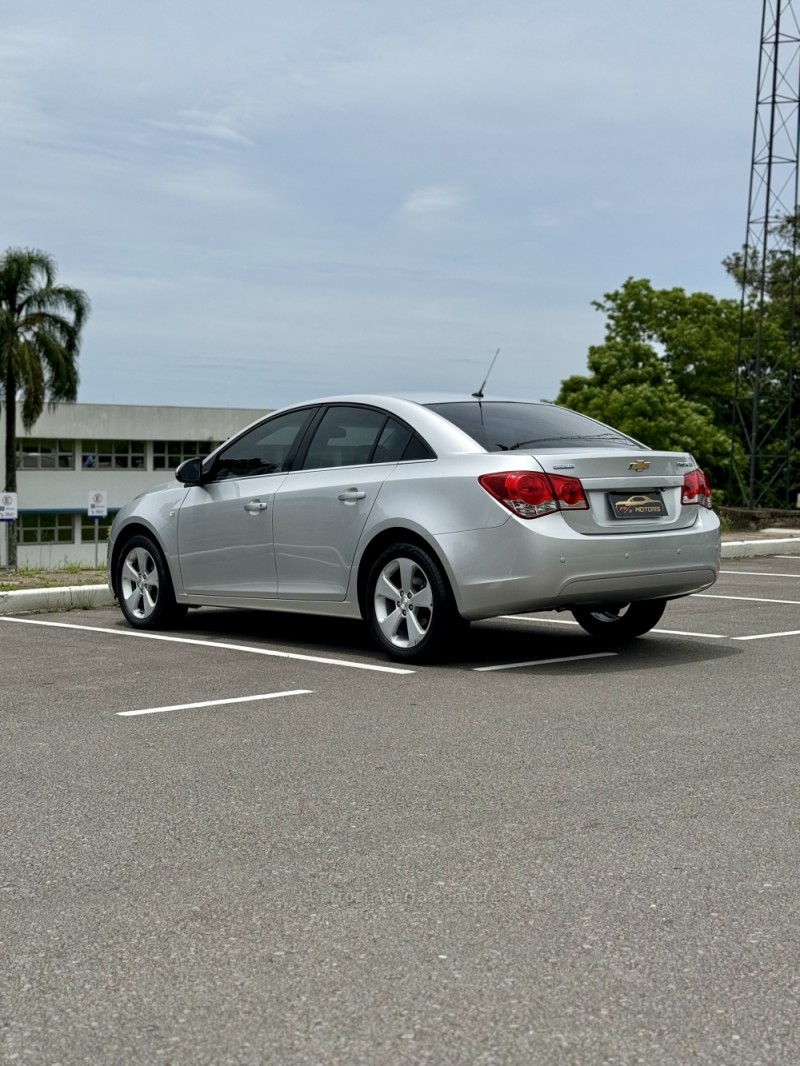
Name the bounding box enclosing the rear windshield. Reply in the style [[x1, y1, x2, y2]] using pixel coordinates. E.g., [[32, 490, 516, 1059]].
[[426, 402, 643, 452]]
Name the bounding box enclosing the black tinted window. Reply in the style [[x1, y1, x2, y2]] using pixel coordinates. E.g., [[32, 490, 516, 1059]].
[[372, 418, 433, 462], [301, 406, 388, 470], [213, 408, 314, 480], [402, 434, 434, 461], [426, 402, 642, 452], [374, 419, 412, 462]]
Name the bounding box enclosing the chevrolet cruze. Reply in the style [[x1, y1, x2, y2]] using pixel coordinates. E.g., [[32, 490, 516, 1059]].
[[108, 395, 720, 662]]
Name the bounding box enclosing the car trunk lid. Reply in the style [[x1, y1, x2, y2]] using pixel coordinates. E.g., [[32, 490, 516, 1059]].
[[531, 449, 700, 534]]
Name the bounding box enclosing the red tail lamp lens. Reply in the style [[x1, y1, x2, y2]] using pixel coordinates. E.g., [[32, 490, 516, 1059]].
[[479, 471, 588, 519], [682, 469, 713, 509], [549, 474, 589, 510]]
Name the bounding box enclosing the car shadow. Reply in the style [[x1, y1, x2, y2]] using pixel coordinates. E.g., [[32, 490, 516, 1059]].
[[465, 619, 742, 672], [176, 606, 376, 655], [162, 608, 741, 672]]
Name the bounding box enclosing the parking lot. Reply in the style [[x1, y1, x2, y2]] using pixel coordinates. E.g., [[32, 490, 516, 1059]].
[[2, 555, 799, 1065]]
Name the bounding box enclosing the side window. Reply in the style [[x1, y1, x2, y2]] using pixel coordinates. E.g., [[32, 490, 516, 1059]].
[[300, 407, 388, 470], [373, 419, 412, 462], [212, 409, 313, 481], [372, 418, 433, 462], [401, 434, 435, 461]]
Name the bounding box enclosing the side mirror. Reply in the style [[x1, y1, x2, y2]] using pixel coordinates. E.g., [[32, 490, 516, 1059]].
[[175, 457, 205, 485]]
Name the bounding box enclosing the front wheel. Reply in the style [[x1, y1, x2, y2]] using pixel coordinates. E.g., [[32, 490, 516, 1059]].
[[117, 534, 187, 630], [571, 599, 667, 641], [366, 543, 463, 663]]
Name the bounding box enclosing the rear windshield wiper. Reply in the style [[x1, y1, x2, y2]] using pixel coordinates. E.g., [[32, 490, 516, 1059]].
[[507, 433, 630, 450]]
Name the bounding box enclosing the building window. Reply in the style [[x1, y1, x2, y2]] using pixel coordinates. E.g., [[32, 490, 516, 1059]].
[[17, 439, 75, 470], [80, 513, 115, 542], [153, 440, 222, 471], [19, 513, 75, 544], [81, 440, 145, 470]]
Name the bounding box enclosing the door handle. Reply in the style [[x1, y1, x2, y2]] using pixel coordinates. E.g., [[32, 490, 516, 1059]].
[[338, 489, 366, 501], [244, 499, 269, 513]]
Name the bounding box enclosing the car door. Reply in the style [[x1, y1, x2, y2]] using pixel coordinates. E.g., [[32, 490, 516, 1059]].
[[272, 405, 401, 600], [177, 407, 316, 599]]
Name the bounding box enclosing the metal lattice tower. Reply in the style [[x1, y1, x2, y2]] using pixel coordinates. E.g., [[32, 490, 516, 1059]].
[[733, 0, 800, 507]]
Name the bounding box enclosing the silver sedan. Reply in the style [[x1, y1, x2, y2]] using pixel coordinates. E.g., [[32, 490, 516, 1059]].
[[108, 395, 720, 662]]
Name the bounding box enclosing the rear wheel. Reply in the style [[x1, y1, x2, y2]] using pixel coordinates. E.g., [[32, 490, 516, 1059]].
[[571, 599, 666, 641], [117, 534, 187, 629], [366, 543, 464, 663]]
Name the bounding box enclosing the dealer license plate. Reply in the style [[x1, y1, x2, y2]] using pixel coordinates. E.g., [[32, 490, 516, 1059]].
[[608, 491, 667, 519]]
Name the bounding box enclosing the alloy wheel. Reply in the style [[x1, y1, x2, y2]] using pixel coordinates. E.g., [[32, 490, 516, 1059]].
[[120, 545, 161, 621], [372, 556, 434, 650]]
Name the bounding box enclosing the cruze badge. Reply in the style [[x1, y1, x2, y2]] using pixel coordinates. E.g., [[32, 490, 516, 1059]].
[[629, 460, 650, 471]]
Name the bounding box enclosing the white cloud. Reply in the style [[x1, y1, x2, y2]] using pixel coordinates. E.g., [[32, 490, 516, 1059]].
[[150, 109, 254, 146], [402, 185, 467, 216]]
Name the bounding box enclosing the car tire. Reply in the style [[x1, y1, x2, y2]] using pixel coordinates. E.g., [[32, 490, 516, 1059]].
[[366, 543, 464, 663], [116, 533, 187, 630], [571, 599, 667, 641]]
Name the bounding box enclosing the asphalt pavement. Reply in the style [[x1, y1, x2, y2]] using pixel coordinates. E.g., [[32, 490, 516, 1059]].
[[2, 552, 799, 1065]]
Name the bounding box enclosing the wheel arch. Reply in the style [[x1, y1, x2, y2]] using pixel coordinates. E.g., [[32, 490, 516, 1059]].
[[355, 526, 458, 620], [110, 521, 170, 599]]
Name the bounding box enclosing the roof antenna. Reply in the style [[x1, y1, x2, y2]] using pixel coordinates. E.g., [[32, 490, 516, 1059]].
[[472, 348, 500, 399]]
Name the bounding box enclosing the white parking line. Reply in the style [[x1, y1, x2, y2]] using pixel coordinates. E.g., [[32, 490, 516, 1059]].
[[499, 616, 791, 643], [733, 630, 800, 642], [474, 652, 617, 672], [500, 614, 727, 639], [651, 629, 728, 638], [0, 616, 414, 674], [694, 594, 800, 605], [118, 689, 312, 717], [721, 570, 800, 578]]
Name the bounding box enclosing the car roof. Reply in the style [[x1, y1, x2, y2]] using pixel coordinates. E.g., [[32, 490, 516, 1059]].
[[212, 394, 564, 464], [285, 392, 549, 407]]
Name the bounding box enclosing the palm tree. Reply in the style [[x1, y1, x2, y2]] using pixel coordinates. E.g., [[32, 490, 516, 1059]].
[[1, 248, 90, 567]]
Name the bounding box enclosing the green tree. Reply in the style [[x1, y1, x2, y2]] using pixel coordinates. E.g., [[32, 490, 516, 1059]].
[[723, 214, 800, 506], [587, 277, 743, 428], [0, 248, 90, 567], [556, 279, 738, 486], [723, 208, 800, 321]]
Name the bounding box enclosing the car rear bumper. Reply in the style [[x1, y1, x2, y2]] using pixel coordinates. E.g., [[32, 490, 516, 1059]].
[[433, 511, 721, 620]]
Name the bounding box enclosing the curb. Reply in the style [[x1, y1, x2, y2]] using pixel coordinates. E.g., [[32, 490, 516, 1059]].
[[0, 584, 116, 616], [720, 537, 800, 559]]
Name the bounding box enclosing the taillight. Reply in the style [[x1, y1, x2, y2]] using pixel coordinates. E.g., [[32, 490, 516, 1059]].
[[549, 474, 588, 510], [681, 468, 712, 509], [479, 471, 588, 520]]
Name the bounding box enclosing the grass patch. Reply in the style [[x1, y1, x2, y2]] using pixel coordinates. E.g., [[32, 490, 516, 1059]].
[[0, 565, 107, 592]]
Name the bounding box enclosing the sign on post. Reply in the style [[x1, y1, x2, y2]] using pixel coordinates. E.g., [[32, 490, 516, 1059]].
[[88, 490, 108, 519], [1, 492, 18, 569], [87, 490, 108, 567], [0, 492, 18, 521]]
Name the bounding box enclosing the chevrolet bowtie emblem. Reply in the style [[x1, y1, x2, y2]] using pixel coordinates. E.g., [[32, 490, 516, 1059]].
[[629, 460, 650, 471]]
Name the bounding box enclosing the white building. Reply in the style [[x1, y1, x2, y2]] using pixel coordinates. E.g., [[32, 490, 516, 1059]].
[[0, 403, 268, 568]]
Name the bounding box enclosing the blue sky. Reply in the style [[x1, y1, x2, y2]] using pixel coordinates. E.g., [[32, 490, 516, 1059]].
[[2, 0, 757, 411]]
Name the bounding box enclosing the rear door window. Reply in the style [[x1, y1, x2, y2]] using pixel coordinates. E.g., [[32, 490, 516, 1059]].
[[299, 406, 389, 470]]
